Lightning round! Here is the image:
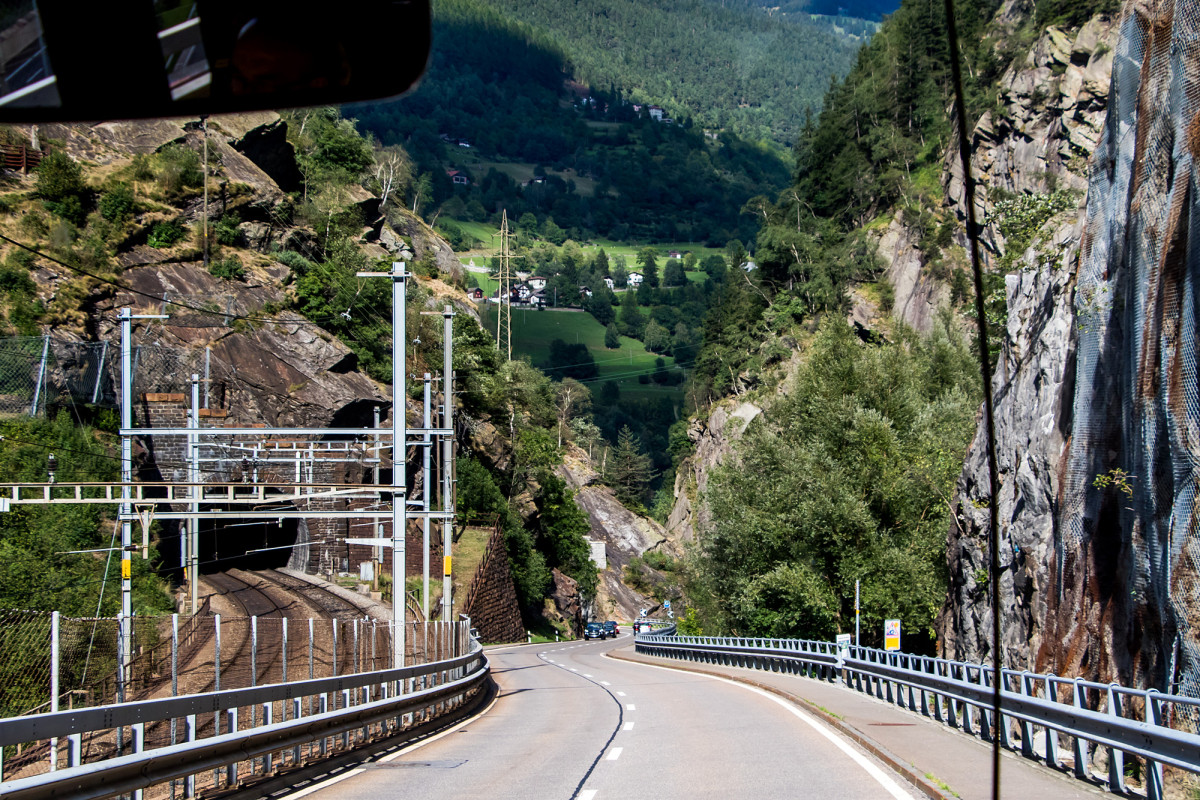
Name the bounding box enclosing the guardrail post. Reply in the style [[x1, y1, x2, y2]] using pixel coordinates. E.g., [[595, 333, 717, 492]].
[[66, 733, 81, 768], [978, 666, 993, 742], [961, 666, 975, 736], [929, 661, 944, 722], [185, 714, 196, 798], [947, 663, 961, 729], [341, 689, 352, 748], [1020, 673, 1035, 758], [996, 669, 1011, 749], [1106, 685, 1125, 793], [319, 694, 329, 757], [261, 703, 273, 774], [1144, 690, 1164, 800], [132, 722, 145, 800], [1044, 678, 1059, 769], [292, 698, 303, 765], [1071, 679, 1089, 779], [224, 707, 238, 787]]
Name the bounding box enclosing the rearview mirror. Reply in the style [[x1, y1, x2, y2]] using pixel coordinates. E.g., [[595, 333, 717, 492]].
[[0, 0, 430, 122]]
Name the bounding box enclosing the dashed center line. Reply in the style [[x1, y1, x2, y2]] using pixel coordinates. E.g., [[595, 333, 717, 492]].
[[607, 747, 623, 761], [623, 721, 635, 731], [626, 703, 636, 711], [601, 681, 611, 686], [616, 691, 626, 696], [579, 791, 597, 800], [584, 674, 593, 678]]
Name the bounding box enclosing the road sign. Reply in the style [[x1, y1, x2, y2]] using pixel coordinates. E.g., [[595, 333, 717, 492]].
[[836, 633, 851, 668], [884, 619, 901, 651], [664, 599, 671, 609], [640, 608, 647, 617]]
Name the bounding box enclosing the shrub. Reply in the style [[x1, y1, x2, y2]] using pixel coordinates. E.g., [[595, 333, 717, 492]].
[[207, 254, 245, 281], [99, 183, 134, 222], [214, 213, 241, 246], [155, 144, 203, 198], [35, 151, 84, 202], [147, 219, 185, 248]]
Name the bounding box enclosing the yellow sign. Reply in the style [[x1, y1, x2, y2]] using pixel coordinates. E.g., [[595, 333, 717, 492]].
[[121, 559, 131, 580], [444, 556, 452, 576], [884, 619, 901, 651]]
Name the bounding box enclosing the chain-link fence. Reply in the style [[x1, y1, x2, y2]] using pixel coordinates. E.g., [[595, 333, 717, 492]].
[[0, 606, 466, 789]]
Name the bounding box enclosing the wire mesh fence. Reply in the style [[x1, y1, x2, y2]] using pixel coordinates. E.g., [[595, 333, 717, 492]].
[[1063, 0, 1200, 725], [0, 607, 468, 789]]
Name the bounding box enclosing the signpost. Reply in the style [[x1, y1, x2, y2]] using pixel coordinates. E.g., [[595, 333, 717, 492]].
[[884, 619, 901, 651]]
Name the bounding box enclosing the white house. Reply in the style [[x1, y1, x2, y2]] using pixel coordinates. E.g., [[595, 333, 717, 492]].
[[648, 105, 664, 121], [627, 271, 644, 287], [527, 276, 548, 291], [603, 277, 615, 290]]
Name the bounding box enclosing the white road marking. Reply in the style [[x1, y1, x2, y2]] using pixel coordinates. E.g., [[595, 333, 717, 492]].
[[616, 659, 916, 799], [580, 791, 597, 800], [601, 681, 610, 686], [624, 721, 635, 731], [570, 668, 578, 672], [585, 674, 593, 678], [626, 703, 636, 711], [616, 691, 626, 696], [286, 768, 364, 797], [607, 747, 623, 761]]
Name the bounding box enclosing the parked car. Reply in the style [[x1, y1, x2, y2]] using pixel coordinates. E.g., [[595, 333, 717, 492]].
[[603, 620, 619, 637], [584, 622, 607, 640]]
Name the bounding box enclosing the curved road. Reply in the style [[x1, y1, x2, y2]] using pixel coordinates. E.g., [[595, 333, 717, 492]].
[[291, 634, 919, 800]]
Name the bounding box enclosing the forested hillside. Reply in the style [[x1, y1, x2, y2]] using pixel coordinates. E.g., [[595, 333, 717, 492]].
[[476, 0, 866, 144], [355, 0, 794, 245]]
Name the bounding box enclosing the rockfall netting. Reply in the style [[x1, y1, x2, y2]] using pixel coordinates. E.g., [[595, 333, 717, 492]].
[[1064, 0, 1200, 726]]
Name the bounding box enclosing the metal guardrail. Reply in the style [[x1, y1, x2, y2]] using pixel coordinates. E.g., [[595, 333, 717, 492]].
[[0, 634, 488, 800], [635, 634, 1200, 799]]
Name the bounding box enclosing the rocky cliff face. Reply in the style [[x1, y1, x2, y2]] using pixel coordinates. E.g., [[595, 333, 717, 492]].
[[941, 0, 1200, 709]]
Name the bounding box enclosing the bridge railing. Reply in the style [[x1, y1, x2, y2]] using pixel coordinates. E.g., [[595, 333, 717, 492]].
[[0, 619, 484, 800], [635, 633, 1200, 799]]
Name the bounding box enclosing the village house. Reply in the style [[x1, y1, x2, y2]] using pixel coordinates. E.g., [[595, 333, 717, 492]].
[[627, 271, 644, 287], [469, 287, 485, 301], [527, 276, 548, 291], [648, 105, 664, 121], [603, 277, 615, 290], [446, 169, 470, 186]]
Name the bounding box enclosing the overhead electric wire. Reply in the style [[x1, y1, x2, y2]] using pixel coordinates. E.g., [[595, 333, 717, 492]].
[[942, 1, 1004, 797]]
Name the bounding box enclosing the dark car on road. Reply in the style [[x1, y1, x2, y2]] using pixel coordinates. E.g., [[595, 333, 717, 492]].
[[584, 622, 607, 640], [603, 621, 619, 637]]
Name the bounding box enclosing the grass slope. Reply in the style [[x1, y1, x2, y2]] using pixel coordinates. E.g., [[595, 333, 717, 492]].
[[480, 305, 684, 403]]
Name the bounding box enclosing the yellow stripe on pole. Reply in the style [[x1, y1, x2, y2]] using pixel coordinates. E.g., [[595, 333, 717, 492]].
[[443, 556, 452, 576], [121, 559, 131, 580]]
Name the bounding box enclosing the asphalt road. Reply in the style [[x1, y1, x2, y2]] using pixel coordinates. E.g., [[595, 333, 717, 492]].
[[291, 634, 921, 800]]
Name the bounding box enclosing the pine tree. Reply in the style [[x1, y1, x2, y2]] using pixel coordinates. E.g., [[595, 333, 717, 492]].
[[607, 425, 655, 507]]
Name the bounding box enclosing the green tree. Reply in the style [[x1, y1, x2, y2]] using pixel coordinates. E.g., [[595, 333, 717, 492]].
[[662, 258, 686, 287], [607, 425, 655, 508], [689, 318, 979, 647], [638, 247, 660, 288], [534, 474, 598, 597], [604, 322, 620, 349], [35, 151, 84, 202]]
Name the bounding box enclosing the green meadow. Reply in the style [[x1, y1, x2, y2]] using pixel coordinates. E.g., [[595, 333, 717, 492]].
[[479, 305, 685, 404]]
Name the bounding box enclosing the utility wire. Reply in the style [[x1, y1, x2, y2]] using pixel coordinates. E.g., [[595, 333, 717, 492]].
[[942, 1, 1004, 797]]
